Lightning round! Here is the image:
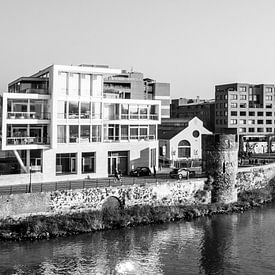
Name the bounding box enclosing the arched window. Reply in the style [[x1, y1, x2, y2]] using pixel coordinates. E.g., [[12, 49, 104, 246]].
[[178, 140, 191, 158]]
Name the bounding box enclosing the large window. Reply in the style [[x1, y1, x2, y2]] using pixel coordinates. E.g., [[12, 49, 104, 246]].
[[69, 125, 79, 143], [80, 74, 91, 96], [178, 140, 191, 158], [59, 72, 67, 95], [129, 105, 138, 119], [57, 100, 67, 119], [56, 153, 77, 175], [69, 101, 79, 119], [92, 102, 101, 119], [92, 125, 101, 142], [80, 102, 90, 119], [68, 73, 79, 96], [121, 104, 129, 119], [80, 125, 90, 142], [82, 152, 95, 173], [57, 125, 66, 143], [121, 125, 128, 140]]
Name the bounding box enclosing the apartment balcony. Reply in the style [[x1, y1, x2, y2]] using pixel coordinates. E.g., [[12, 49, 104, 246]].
[[7, 112, 50, 120], [6, 137, 50, 146], [120, 114, 158, 120], [103, 135, 156, 143]]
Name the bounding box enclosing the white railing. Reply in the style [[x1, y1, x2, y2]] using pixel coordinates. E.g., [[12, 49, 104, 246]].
[[7, 112, 49, 120]]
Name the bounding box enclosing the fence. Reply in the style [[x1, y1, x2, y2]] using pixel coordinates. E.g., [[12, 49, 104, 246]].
[[0, 175, 174, 196]]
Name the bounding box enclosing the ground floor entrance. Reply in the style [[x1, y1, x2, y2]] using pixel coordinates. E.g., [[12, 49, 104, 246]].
[[108, 151, 128, 175]]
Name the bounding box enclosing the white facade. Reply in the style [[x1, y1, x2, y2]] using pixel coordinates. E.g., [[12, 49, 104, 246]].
[[0, 64, 161, 184]]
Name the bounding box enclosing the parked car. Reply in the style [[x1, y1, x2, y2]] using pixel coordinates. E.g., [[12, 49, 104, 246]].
[[130, 167, 151, 177], [169, 168, 189, 179], [180, 160, 202, 177]]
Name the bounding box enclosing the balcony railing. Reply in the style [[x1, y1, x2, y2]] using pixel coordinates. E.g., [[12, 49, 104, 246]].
[[103, 135, 155, 142], [57, 136, 102, 144], [57, 113, 102, 120], [121, 114, 158, 120], [7, 137, 50, 145], [7, 112, 50, 120], [8, 88, 49, 95]]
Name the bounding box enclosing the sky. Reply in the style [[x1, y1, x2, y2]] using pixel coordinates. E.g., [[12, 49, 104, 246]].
[[1, 0, 275, 99]]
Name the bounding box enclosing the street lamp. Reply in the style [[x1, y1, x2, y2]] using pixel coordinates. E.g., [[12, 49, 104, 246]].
[[29, 167, 32, 193]]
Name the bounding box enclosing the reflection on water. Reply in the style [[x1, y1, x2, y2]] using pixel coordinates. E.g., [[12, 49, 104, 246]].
[[1, 203, 275, 274]]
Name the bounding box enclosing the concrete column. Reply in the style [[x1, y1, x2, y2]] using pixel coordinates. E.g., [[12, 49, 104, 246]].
[[202, 134, 238, 204]]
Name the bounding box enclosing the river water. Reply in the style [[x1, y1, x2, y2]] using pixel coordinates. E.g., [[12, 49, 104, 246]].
[[1, 203, 275, 275]]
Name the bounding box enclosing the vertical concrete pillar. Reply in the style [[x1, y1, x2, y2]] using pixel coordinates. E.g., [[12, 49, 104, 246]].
[[202, 134, 238, 204]]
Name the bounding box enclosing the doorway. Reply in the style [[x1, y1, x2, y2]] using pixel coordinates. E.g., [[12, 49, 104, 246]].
[[108, 151, 128, 175]]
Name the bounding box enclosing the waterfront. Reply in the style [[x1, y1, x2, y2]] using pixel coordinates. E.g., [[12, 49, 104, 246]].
[[0, 202, 274, 274]]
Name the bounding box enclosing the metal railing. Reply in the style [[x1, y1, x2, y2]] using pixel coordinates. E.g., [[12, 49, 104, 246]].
[[7, 137, 50, 145], [7, 112, 50, 120], [8, 88, 49, 95]]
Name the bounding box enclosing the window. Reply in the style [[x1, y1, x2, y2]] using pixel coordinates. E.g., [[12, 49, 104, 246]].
[[230, 94, 238, 100], [257, 112, 263, 116], [178, 140, 191, 158], [249, 111, 255, 116], [80, 74, 91, 96], [121, 104, 129, 119], [193, 130, 200, 138], [68, 73, 79, 96], [224, 95, 228, 100], [57, 100, 67, 119], [231, 111, 237, 116], [121, 125, 128, 140], [59, 72, 67, 95], [140, 127, 148, 139], [240, 95, 247, 100], [80, 125, 90, 142], [57, 125, 66, 143], [266, 112, 272, 116], [92, 125, 101, 142], [69, 125, 79, 143], [92, 102, 101, 119], [248, 128, 255, 133], [216, 119, 219, 125], [266, 120, 272, 124], [130, 126, 138, 139], [240, 119, 246, 125], [239, 128, 246, 133], [231, 102, 237, 108], [266, 104, 272, 108], [239, 86, 246, 92], [80, 102, 90, 119], [69, 101, 79, 119], [230, 119, 237, 124], [129, 105, 139, 119], [56, 153, 77, 175], [149, 125, 156, 139], [82, 152, 95, 173], [240, 103, 247, 108], [266, 95, 272, 101], [248, 119, 255, 125], [257, 128, 264, 133], [266, 87, 273, 93], [240, 111, 246, 116], [257, 120, 263, 124], [266, 128, 273, 133]]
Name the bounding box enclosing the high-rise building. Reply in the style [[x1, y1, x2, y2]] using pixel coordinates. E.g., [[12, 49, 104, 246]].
[[0, 64, 162, 184]]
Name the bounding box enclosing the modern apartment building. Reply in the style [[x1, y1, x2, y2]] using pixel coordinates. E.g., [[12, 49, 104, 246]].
[[215, 83, 275, 153], [104, 72, 170, 119], [170, 97, 215, 131], [0, 64, 161, 184]]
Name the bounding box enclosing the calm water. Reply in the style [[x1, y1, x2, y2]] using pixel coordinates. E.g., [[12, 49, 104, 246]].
[[1, 203, 275, 275]]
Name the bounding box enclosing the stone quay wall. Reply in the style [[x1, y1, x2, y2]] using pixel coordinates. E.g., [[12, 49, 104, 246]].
[[0, 179, 210, 219]]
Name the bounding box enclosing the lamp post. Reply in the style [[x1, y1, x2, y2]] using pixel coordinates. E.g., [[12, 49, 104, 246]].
[[29, 167, 32, 193]]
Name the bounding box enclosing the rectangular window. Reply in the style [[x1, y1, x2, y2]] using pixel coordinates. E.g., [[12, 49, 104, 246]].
[[69, 125, 79, 143], [257, 112, 263, 116], [257, 120, 264, 124], [69, 101, 79, 119], [121, 104, 129, 119], [92, 125, 101, 142], [266, 128, 273, 133], [231, 111, 237, 116], [121, 125, 128, 140], [149, 125, 156, 139], [130, 126, 138, 139], [230, 119, 237, 125], [231, 102, 237, 108], [266, 120, 272, 124], [257, 128, 264, 133], [240, 111, 246, 116], [239, 86, 246, 92], [265, 95, 272, 101], [130, 105, 139, 119], [240, 119, 246, 125], [80, 125, 90, 142], [249, 111, 255, 116], [248, 119, 255, 125], [266, 112, 272, 116], [80, 74, 91, 96], [80, 102, 90, 119], [240, 103, 247, 108], [239, 128, 246, 133], [92, 102, 101, 119], [140, 127, 148, 139], [240, 95, 247, 100], [57, 100, 67, 119], [68, 73, 79, 96], [266, 104, 272, 108], [57, 125, 66, 143], [266, 87, 273, 93], [248, 128, 255, 133], [139, 105, 148, 119], [56, 153, 77, 175], [82, 152, 95, 173]]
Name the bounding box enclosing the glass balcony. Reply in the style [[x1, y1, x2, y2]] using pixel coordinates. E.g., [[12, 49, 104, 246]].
[[7, 137, 50, 146], [7, 112, 50, 120]]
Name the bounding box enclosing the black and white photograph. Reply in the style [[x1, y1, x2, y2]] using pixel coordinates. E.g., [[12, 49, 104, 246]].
[[0, 0, 275, 274]]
